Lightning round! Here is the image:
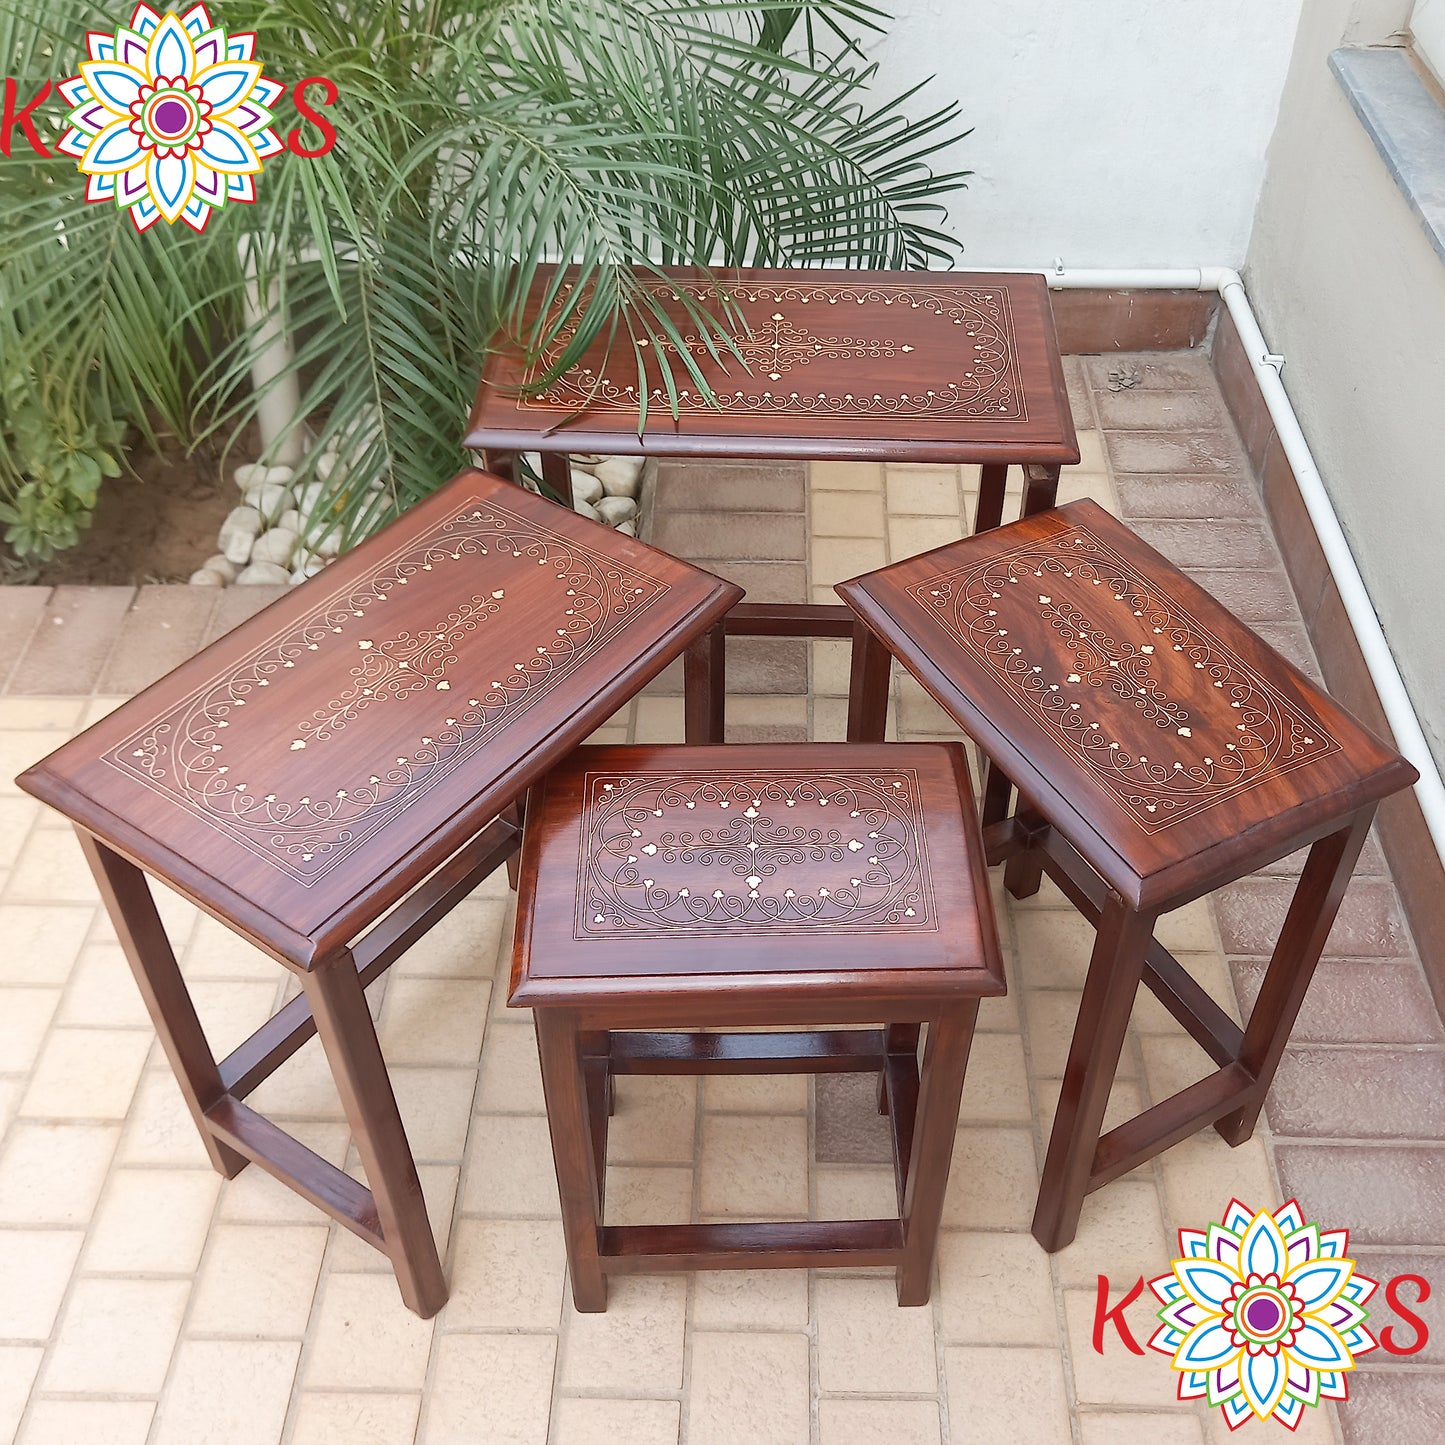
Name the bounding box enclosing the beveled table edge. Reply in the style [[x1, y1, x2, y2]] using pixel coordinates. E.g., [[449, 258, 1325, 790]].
[[18, 488, 745, 970], [509, 740, 1007, 1008], [836, 502, 1419, 910], [464, 266, 1080, 466]]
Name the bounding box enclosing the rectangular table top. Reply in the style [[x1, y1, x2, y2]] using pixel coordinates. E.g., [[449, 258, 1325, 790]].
[[837, 500, 1417, 908], [511, 742, 1005, 1007], [466, 265, 1079, 466], [20, 471, 741, 968]]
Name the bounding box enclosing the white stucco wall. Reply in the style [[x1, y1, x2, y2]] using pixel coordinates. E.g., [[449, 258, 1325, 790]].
[[868, 0, 1304, 268], [1246, 0, 1445, 767]]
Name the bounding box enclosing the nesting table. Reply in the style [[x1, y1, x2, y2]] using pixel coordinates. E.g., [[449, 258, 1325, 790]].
[[466, 265, 1079, 739], [837, 500, 1419, 1250], [511, 741, 1003, 1310], [18, 468, 740, 1316]]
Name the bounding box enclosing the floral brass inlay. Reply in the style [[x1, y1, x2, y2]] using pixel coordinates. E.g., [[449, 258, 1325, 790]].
[[576, 768, 936, 937], [907, 523, 1339, 831], [517, 278, 1027, 423], [104, 494, 671, 884]]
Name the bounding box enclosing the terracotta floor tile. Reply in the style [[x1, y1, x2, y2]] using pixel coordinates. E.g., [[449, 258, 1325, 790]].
[[705, 559, 807, 604], [1092, 387, 1231, 431], [699, 1114, 808, 1217], [150, 1340, 300, 1445], [1216, 878, 1410, 959], [655, 461, 805, 512], [1113, 474, 1264, 519], [1105, 431, 1246, 476], [1063, 1287, 1178, 1408], [816, 1276, 938, 1393], [941, 1127, 1038, 1231], [815, 1072, 893, 1164], [653, 509, 806, 562], [1266, 1046, 1445, 1140], [461, 1113, 560, 1216], [1181, 566, 1301, 622], [1230, 958, 1444, 1043], [934, 1230, 1055, 1344], [687, 1331, 809, 1445], [423, 1332, 555, 1445], [552, 1398, 680, 1445], [377, 977, 491, 1066], [1079, 1411, 1205, 1445], [8, 587, 135, 696], [18, 1400, 155, 1445], [0, 589, 51, 692], [1131, 518, 1282, 570], [0, 1121, 118, 1225], [885, 467, 960, 515], [1337, 1371, 1445, 1445], [690, 1266, 809, 1330], [82, 1166, 220, 1274], [58, 942, 152, 1028], [1084, 353, 1215, 392], [21, 1026, 153, 1120], [304, 1274, 435, 1390], [0, 1229, 83, 1341], [819, 1399, 942, 1445], [608, 1075, 698, 1163], [1275, 1144, 1445, 1246], [42, 1277, 189, 1393], [943, 1345, 1071, 1444], [604, 1163, 692, 1226], [290, 1392, 421, 1445], [814, 1164, 897, 1219], [200, 585, 289, 646], [443, 1217, 566, 1331], [810, 461, 884, 491], [560, 1276, 687, 1392], [188, 1222, 328, 1338], [813, 489, 887, 537], [5, 825, 102, 903], [98, 585, 218, 694]]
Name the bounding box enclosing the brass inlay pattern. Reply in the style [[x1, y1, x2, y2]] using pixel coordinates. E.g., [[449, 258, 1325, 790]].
[[907, 524, 1338, 831], [104, 496, 671, 884], [516, 279, 1027, 423], [576, 768, 937, 937]]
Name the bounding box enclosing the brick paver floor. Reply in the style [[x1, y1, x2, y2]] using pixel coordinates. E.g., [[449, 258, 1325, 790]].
[[0, 353, 1440, 1443]]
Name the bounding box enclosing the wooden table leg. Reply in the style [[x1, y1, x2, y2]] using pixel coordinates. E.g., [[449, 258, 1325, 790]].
[[305, 952, 448, 1317], [1022, 462, 1061, 517], [896, 1004, 978, 1304], [540, 451, 572, 503], [1032, 896, 1158, 1252], [975, 463, 1008, 533], [1215, 808, 1376, 1146], [1003, 805, 1051, 900], [76, 831, 247, 1178], [482, 449, 516, 484], [683, 619, 727, 744], [536, 1010, 608, 1311], [846, 618, 892, 743]]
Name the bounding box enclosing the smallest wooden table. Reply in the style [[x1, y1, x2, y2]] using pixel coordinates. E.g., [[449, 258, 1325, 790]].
[[18, 469, 740, 1316], [838, 501, 1418, 1251], [510, 741, 1004, 1309]]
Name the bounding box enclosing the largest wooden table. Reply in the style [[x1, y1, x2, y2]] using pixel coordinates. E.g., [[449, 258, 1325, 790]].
[[466, 266, 1079, 738], [18, 469, 740, 1316]]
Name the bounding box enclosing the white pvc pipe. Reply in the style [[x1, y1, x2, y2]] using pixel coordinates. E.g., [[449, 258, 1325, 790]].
[[240, 247, 305, 467], [993, 262, 1445, 864]]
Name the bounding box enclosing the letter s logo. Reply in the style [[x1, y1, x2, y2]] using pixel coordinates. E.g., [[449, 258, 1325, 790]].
[[288, 76, 338, 158], [1381, 1274, 1431, 1356]]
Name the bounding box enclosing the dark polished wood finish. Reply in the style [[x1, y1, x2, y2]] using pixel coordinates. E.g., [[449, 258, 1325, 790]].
[[511, 742, 1003, 1309], [467, 266, 1078, 467], [836, 500, 1419, 1250], [19, 469, 741, 1315], [466, 266, 1078, 733]]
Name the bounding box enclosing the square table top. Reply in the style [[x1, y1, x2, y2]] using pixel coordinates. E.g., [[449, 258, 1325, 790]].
[[837, 500, 1417, 909], [510, 742, 1005, 1008], [466, 265, 1079, 466], [20, 470, 742, 968]]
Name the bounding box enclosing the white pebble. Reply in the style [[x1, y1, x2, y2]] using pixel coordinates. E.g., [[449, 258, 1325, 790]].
[[315, 451, 343, 483], [262, 465, 295, 485], [596, 496, 638, 525], [233, 462, 266, 489], [616, 520, 637, 536], [236, 561, 291, 584], [570, 468, 603, 506], [277, 509, 302, 534], [573, 499, 602, 522], [594, 457, 644, 497], [188, 567, 227, 586], [242, 482, 294, 524], [251, 527, 298, 567], [202, 554, 238, 583], [219, 505, 263, 565]]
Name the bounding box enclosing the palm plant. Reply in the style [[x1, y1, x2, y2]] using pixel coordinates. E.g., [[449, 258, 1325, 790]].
[[0, 0, 968, 560]]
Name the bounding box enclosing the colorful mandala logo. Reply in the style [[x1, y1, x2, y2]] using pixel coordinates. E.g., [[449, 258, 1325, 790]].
[[55, 4, 284, 232], [1147, 1199, 1378, 1431]]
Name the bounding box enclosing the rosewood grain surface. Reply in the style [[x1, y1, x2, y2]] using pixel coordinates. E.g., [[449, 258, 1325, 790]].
[[19, 469, 742, 966], [510, 741, 1002, 1308], [466, 266, 1079, 467], [838, 500, 1415, 910], [836, 500, 1418, 1252]]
